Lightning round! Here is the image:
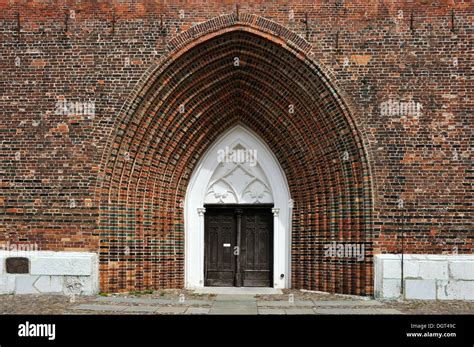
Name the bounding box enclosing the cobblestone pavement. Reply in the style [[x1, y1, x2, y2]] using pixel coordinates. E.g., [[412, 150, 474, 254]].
[[0, 289, 473, 315]]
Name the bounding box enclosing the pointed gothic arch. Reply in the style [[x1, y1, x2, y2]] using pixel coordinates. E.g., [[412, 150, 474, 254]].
[[96, 14, 374, 295], [185, 125, 292, 288]]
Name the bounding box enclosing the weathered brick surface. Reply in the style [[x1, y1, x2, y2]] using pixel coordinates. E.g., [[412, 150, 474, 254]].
[[0, 1, 472, 294]]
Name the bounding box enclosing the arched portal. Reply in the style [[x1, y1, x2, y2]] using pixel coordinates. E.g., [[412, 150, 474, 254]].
[[97, 14, 374, 296], [185, 125, 292, 288]]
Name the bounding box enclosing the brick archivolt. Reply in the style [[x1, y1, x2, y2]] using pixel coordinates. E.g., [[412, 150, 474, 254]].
[[98, 18, 373, 295]]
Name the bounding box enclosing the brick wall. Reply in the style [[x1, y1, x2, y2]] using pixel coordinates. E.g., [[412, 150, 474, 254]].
[[0, 0, 472, 294]]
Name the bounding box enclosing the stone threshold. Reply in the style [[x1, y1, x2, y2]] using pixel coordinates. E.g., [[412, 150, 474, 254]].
[[193, 287, 282, 295]]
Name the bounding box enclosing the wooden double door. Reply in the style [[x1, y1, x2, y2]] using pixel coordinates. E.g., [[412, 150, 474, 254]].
[[204, 205, 273, 287]]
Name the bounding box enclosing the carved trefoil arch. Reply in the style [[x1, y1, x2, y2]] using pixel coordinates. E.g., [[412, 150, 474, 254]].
[[205, 143, 274, 204]]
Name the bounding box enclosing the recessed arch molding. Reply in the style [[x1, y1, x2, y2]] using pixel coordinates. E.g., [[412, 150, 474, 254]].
[[96, 14, 374, 296]]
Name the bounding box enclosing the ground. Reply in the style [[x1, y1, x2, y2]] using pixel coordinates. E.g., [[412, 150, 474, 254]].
[[0, 289, 472, 315]]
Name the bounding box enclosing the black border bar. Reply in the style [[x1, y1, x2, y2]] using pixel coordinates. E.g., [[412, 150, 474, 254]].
[[0, 314, 472, 346]]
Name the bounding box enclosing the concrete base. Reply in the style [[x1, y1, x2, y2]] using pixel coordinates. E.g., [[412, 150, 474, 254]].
[[0, 251, 99, 295], [194, 287, 282, 295], [375, 254, 474, 300]]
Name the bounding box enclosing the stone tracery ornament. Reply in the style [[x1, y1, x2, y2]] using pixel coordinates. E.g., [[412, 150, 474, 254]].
[[204, 143, 273, 204]]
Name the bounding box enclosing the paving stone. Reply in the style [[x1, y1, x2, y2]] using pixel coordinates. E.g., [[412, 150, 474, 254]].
[[257, 300, 313, 307], [258, 308, 286, 315], [313, 308, 382, 315], [285, 308, 315, 315], [294, 300, 315, 307], [214, 294, 256, 301], [376, 308, 404, 314], [0, 294, 474, 314], [213, 301, 256, 308], [312, 300, 383, 307], [257, 301, 294, 307], [96, 296, 162, 304], [185, 307, 211, 315], [209, 308, 258, 315], [123, 305, 159, 313], [176, 299, 213, 306], [71, 304, 128, 312], [95, 296, 212, 306], [0, 293, 472, 315], [155, 307, 187, 314]]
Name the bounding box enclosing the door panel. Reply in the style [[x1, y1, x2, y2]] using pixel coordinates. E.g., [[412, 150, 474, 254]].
[[204, 210, 236, 286], [241, 209, 273, 287], [204, 207, 273, 287]]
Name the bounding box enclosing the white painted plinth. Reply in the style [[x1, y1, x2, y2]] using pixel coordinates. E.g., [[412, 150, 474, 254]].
[[375, 254, 474, 300], [0, 251, 99, 295]]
